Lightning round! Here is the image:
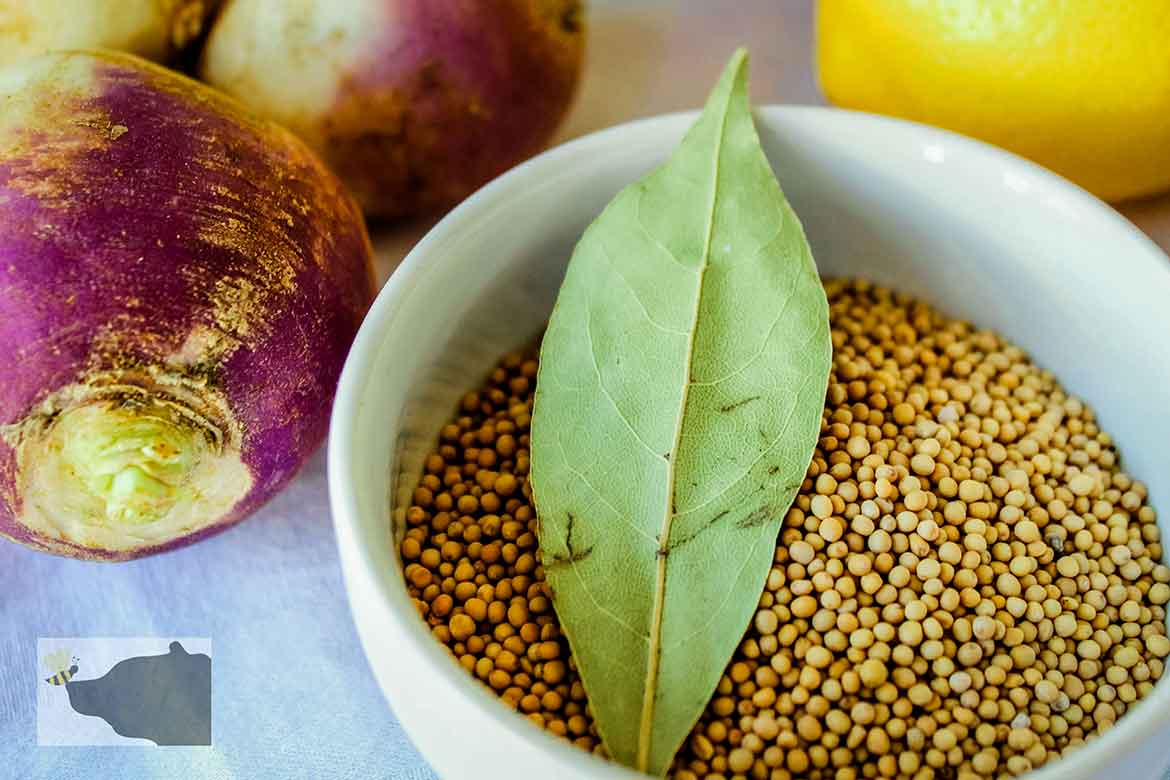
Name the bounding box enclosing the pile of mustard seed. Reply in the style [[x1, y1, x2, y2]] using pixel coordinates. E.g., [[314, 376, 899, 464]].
[[401, 278, 1169, 780]]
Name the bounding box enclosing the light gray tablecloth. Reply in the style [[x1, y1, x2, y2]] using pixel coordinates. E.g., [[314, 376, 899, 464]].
[[1, 452, 435, 780], [3, 3, 1170, 779]]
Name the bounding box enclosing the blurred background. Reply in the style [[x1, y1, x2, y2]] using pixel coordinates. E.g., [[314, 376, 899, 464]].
[[375, 0, 1170, 284]]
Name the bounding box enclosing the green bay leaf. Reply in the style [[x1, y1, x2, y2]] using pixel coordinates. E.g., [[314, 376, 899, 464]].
[[529, 49, 832, 776]]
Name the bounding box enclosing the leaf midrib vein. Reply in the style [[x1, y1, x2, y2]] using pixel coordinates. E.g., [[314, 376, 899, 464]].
[[635, 85, 735, 771]]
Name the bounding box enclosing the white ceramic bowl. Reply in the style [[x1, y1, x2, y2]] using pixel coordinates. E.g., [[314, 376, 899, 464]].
[[329, 106, 1170, 780]]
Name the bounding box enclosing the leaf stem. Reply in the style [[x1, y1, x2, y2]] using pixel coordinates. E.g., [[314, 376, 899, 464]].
[[635, 48, 743, 773]]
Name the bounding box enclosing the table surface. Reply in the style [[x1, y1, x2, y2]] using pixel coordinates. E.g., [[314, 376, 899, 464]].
[[3, 3, 1169, 779]]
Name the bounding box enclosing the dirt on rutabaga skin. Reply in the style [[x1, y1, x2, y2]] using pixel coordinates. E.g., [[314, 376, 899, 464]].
[[400, 278, 1170, 780]]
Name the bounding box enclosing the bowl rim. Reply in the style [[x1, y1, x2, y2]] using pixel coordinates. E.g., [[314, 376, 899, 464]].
[[329, 103, 1170, 779]]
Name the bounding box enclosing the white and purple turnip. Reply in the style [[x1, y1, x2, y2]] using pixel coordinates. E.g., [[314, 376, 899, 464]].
[[0, 51, 375, 560], [199, 0, 585, 218], [0, 0, 220, 68]]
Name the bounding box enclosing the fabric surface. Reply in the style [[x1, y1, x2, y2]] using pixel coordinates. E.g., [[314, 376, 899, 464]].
[[2, 2, 1170, 779], [0, 452, 436, 780]]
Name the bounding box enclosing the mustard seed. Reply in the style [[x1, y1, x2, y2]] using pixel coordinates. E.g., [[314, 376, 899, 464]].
[[401, 282, 1168, 780], [449, 614, 476, 642], [789, 540, 815, 565]]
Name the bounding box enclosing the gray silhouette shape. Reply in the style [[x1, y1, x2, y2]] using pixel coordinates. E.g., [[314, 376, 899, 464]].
[[65, 641, 211, 745]]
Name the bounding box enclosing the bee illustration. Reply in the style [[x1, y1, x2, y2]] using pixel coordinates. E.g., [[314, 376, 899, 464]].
[[42, 649, 79, 686]]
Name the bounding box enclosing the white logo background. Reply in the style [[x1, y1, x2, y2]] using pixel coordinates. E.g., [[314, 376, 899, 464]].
[[37, 637, 211, 746]]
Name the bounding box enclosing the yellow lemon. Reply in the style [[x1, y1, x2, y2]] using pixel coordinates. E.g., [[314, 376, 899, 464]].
[[817, 0, 1170, 202]]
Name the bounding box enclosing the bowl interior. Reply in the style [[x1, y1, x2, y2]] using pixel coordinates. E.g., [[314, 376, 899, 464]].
[[331, 106, 1170, 780]]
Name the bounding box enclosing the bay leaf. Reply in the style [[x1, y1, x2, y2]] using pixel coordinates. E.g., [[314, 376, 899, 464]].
[[529, 49, 832, 774]]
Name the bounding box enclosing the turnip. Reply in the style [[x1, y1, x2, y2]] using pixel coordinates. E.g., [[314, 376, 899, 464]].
[[199, 0, 585, 218], [0, 0, 220, 68], [0, 51, 375, 560]]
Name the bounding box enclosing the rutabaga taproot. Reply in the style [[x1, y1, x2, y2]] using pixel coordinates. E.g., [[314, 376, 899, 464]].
[[0, 51, 374, 560], [529, 50, 832, 775]]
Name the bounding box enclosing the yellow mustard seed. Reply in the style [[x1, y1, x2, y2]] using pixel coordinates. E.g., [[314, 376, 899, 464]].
[[401, 282, 1168, 780]]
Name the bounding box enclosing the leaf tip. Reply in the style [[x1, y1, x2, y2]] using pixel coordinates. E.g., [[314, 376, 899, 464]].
[[707, 47, 751, 110], [725, 46, 750, 81]]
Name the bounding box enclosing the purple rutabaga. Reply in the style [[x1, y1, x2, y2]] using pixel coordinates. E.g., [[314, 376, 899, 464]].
[[0, 51, 375, 560], [199, 0, 585, 219]]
